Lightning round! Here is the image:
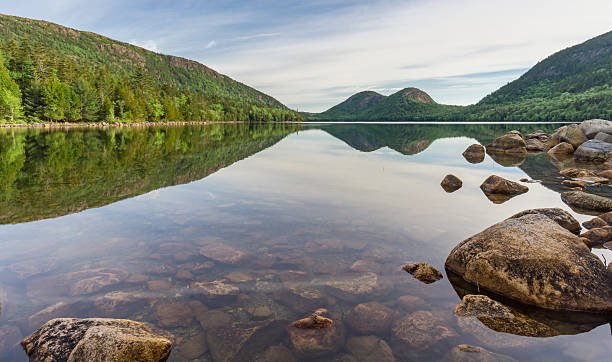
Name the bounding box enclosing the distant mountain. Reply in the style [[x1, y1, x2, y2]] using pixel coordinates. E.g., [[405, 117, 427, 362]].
[[310, 30, 612, 122], [312, 87, 459, 121], [0, 14, 300, 123]]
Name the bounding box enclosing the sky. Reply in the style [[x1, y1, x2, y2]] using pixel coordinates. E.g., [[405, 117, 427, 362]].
[[3, 0, 612, 112]]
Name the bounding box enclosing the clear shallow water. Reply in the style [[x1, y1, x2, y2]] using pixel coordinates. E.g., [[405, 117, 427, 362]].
[[0, 123, 611, 361]]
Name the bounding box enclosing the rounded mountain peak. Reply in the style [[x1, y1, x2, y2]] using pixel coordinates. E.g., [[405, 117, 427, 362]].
[[395, 88, 436, 104]]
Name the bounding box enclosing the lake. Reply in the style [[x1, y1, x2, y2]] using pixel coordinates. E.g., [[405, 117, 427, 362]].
[[0, 123, 611, 361]]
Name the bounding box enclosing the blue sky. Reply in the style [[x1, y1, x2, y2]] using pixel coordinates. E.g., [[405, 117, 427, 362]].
[[4, 0, 612, 111]]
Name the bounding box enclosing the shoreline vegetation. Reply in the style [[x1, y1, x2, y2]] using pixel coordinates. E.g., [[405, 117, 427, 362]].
[[0, 120, 245, 128]]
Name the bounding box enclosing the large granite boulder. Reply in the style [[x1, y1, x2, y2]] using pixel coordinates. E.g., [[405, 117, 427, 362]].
[[445, 214, 612, 313], [561, 191, 612, 213], [485, 131, 527, 154], [574, 139, 612, 162], [525, 138, 549, 152], [506, 208, 581, 234], [579, 119, 612, 139], [21, 318, 173, 362], [552, 124, 587, 148]]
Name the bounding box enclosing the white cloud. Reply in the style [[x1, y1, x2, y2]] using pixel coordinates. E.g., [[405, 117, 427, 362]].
[[234, 33, 280, 41], [206, 40, 217, 49]]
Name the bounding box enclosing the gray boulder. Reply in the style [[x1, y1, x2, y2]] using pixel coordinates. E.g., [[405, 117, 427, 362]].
[[574, 139, 612, 162], [594, 132, 612, 143], [579, 119, 612, 139], [445, 214, 612, 313]]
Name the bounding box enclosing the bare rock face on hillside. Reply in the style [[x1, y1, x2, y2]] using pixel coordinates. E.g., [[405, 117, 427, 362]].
[[445, 214, 612, 313]]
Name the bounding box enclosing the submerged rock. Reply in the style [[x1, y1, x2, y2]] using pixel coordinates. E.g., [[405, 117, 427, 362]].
[[207, 321, 271, 362], [561, 191, 612, 213], [346, 302, 394, 334], [441, 175, 463, 193], [547, 142, 574, 155], [346, 336, 395, 362], [287, 316, 345, 358], [325, 272, 391, 302], [486, 131, 527, 154], [480, 175, 528, 196], [21, 318, 173, 362], [391, 310, 457, 350], [27, 268, 128, 300], [462, 144, 485, 163], [574, 139, 612, 162], [402, 262, 443, 284], [190, 280, 239, 307], [442, 344, 518, 362], [155, 300, 194, 327], [507, 208, 581, 234], [445, 214, 612, 312], [274, 287, 327, 312], [199, 243, 247, 264]]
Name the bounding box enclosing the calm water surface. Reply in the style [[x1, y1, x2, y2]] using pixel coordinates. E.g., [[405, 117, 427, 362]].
[[0, 123, 611, 361]]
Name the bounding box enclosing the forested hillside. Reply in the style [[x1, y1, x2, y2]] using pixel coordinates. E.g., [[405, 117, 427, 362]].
[[0, 14, 301, 123]]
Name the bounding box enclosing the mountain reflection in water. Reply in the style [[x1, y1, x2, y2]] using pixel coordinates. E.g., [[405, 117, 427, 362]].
[[0, 123, 611, 362]]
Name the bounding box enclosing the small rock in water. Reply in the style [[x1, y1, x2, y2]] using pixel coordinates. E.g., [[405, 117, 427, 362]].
[[560, 168, 597, 178], [480, 175, 528, 196], [147, 279, 173, 291], [583, 216, 608, 230], [581, 226, 612, 246], [525, 138, 549, 152], [178, 331, 208, 359], [287, 310, 345, 358], [293, 309, 333, 329], [155, 301, 194, 327], [598, 170, 612, 179], [519, 178, 539, 183], [402, 262, 443, 284], [441, 174, 463, 193], [462, 144, 485, 164], [563, 180, 587, 188]]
